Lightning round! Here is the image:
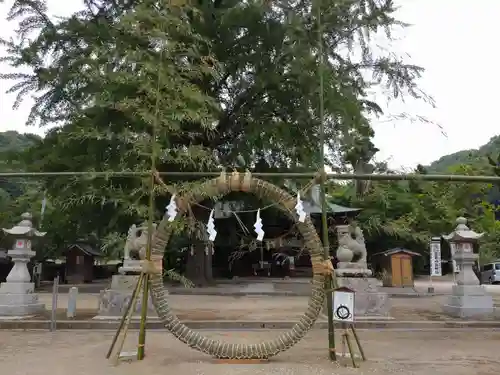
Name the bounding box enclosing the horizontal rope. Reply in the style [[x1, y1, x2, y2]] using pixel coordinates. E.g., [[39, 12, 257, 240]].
[[1, 171, 500, 182]]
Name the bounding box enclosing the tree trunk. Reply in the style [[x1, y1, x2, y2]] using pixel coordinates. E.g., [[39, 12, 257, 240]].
[[185, 243, 214, 286]]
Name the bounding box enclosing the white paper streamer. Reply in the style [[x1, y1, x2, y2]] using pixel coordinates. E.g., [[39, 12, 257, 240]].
[[166, 194, 178, 222], [254, 208, 265, 241], [295, 192, 307, 222], [207, 209, 217, 242]]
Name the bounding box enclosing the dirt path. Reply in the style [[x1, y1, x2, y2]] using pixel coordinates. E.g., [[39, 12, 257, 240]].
[[0, 329, 498, 375]]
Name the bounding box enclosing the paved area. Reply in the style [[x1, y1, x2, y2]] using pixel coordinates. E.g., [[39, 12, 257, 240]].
[[38, 292, 500, 321], [414, 279, 500, 294], [0, 330, 499, 375], [40, 293, 320, 320], [39, 277, 500, 296]]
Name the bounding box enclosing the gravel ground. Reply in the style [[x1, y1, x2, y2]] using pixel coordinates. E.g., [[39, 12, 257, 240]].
[[1, 330, 499, 375]]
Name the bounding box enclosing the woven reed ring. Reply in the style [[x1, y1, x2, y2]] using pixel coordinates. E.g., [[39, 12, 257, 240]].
[[146, 172, 327, 359]]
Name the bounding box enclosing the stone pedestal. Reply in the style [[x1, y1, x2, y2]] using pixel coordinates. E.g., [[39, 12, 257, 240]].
[[94, 274, 157, 320], [443, 284, 494, 318], [331, 223, 388, 319], [336, 262, 373, 277], [442, 243, 494, 318], [325, 277, 391, 319], [442, 217, 493, 318], [118, 259, 142, 275], [0, 219, 45, 317], [0, 281, 44, 317]]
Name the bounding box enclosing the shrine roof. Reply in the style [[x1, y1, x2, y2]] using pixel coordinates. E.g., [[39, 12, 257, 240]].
[[67, 243, 102, 257], [372, 248, 421, 257]]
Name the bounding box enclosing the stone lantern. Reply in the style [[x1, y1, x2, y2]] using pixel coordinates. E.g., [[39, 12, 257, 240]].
[[0, 213, 46, 317], [442, 217, 494, 318]]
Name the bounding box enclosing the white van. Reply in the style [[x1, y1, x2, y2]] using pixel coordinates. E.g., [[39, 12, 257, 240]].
[[480, 263, 500, 284]]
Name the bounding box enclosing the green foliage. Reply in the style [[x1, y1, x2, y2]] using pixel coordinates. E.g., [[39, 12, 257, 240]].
[[487, 152, 500, 177], [1, 0, 221, 256], [0, 131, 42, 234], [0, 0, 433, 265], [329, 162, 500, 264], [2, 0, 431, 168], [425, 136, 500, 263]]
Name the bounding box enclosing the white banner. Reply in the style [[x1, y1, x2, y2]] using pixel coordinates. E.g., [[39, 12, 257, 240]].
[[430, 237, 442, 276]]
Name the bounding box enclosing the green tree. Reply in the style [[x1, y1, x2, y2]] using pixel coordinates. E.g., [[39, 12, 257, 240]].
[[0, 131, 42, 232], [331, 162, 500, 271], [2, 0, 219, 265], [2, 0, 432, 283]]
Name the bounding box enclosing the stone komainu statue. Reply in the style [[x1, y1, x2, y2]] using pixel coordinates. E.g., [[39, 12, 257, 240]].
[[123, 223, 158, 260], [350, 225, 367, 265], [336, 224, 367, 266]]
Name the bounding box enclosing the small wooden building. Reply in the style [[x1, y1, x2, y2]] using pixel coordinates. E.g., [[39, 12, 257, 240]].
[[64, 243, 102, 284], [372, 248, 421, 288]]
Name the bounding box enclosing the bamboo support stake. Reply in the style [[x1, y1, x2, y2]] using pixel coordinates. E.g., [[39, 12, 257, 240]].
[[341, 330, 346, 357], [111, 273, 145, 365], [350, 324, 366, 361], [344, 329, 357, 368], [106, 274, 143, 359]]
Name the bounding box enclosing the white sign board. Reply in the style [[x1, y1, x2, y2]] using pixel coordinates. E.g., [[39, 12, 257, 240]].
[[333, 289, 355, 323], [430, 238, 442, 277]]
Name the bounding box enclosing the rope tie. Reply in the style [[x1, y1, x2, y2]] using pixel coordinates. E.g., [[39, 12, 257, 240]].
[[141, 257, 163, 274], [312, 259, 334, 275]]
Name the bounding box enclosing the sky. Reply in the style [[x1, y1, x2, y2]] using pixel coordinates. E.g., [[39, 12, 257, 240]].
[[1, 0, 499, 170]]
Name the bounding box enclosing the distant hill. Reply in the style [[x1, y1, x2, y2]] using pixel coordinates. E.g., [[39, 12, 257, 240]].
[[428, 135, 500, 173], [0, 131, 40, 197], [0, 131, 40, 154]]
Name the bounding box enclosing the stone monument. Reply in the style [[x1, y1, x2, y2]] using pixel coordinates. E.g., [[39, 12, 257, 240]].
[[0, 213, 46, 317], [442, 217, 494, 318], [95, 223, 158, 320], [333, 224, 390, 319]]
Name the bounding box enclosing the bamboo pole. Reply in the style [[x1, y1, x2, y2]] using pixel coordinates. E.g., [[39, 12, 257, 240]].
[[137, 45, 162, 361], [315, 0, 336, 361], [344, 330, 357, 368], [2, 171, 500, 183]]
